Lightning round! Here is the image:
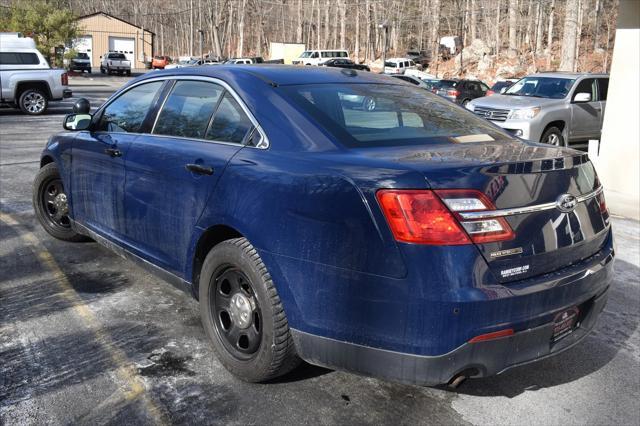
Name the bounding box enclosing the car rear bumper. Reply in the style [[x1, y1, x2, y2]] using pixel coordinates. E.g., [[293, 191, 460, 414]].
[[292, 283, 609, 386]]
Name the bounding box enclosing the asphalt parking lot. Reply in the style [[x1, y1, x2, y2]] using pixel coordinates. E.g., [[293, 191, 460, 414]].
[[1, 74, 639, 425]]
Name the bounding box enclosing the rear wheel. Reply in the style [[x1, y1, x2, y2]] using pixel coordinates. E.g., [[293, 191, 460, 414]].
[[100, 66, 105, 74], [199, 238, 300, 382], [33, 163, 88, 242], [541, 126, 565, 146], [18, 89, 48, 115]]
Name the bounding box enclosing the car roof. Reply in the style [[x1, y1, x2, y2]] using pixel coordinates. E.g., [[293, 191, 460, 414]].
[[386, 57, 413, 61], [527, 72, 609, 78], [139, 64, 401, 86]]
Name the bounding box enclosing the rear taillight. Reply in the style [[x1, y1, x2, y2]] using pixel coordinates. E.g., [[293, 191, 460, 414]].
[[376, 189, 514, 245], [447, 89, 459, 97], [61, 72, 68, 85], [436, 189, 515, 244], [486, 90, 495, 96]]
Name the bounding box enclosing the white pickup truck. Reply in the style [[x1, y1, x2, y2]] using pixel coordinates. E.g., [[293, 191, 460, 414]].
[[100, 52, 131, 76], [0, 33, 72, 115]]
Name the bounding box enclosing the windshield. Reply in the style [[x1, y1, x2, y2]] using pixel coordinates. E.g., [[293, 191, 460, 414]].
[[505, 76, 575, 99], [299, 51, 312, 58], [280, 83, 511, 148], [77, 53, 89, 59]]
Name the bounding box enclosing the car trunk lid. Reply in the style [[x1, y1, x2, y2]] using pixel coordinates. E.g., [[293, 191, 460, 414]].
[[357, 141, 610, 283]]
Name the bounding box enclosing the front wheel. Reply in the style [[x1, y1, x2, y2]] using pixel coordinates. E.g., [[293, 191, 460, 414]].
[[19, 89, 48, 115], [461, 99, 470, 107], [33, 163, 88, 242], [541, 126, 565, 146], [199, 238, 300, 382]]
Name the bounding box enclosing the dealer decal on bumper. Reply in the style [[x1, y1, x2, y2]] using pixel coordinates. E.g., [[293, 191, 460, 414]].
[[500, 264, 530, 278]]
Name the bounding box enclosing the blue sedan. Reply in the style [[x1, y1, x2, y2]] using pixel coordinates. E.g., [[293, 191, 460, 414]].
[[33, 66, 613, 386]]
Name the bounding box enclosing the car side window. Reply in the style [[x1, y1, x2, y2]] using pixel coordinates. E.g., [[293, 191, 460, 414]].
[[0, 52, 40, 65], [597, 78, 609, 101], [154, 80, 224, 139], [573, 78, 597, 102], [205, 93, 253, 144], [97, 81, 163, 133], [480, 82, 490, 92]]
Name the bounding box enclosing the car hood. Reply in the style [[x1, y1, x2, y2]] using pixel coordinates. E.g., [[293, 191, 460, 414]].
[[471, 94, 563, 109]]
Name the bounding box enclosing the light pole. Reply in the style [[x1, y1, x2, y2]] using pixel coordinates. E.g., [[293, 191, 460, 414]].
[[378, 20, 389, 74]]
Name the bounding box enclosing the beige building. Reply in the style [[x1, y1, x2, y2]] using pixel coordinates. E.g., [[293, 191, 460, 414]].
[[593, 0, 639, 220], [73, 12, 154, 70]]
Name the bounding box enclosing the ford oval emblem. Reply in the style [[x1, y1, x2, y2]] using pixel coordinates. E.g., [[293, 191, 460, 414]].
[[556, 193, 578, 213]]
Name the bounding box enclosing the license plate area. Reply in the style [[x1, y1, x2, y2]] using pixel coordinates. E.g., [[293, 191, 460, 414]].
[[551, 306, 580, 343]]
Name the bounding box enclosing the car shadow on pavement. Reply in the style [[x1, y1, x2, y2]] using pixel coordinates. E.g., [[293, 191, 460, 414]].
[[449, 258, 639, 398]]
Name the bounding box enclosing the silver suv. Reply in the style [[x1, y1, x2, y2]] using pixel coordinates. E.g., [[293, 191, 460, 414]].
[[466, 72, 609, 146]]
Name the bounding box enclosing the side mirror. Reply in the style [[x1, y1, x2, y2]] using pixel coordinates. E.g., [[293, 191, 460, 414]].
[[573, 92, 591, 103], [63, 113, 92, 131], [73, 98, 91, 114]]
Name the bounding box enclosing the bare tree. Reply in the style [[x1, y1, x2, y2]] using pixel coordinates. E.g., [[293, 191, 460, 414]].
[[508, 0, 517, 53], [559, 0, 579, 71]]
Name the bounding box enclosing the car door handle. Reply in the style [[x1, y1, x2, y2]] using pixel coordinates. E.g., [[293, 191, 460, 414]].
[[185, 164, 214, 175], [104, 148, 122, 157]]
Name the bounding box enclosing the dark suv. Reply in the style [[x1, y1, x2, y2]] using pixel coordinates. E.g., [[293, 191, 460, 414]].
[[435, 79, 489, 106]]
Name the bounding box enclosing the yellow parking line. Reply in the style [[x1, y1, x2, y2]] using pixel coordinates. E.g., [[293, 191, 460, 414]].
[[0, 212, 169, 425]]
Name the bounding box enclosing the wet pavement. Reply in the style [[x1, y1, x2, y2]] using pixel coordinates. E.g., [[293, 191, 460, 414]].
[[1, 76, 639, 425]]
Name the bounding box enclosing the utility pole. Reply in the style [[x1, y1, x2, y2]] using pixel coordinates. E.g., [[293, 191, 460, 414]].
[[379, 20, 389, 74]]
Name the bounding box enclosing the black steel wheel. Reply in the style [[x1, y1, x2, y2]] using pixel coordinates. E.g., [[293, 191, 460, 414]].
[[33, 163, 88, 242], [199, 238, 300, 382], [211, 266, 263, 359]]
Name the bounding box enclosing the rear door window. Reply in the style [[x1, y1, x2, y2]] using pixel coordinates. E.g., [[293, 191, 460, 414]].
[[205, 94, 253, 144], [597, 78, 609, 101], [97, 81, 163, 133], [153, 80, 224, 139]]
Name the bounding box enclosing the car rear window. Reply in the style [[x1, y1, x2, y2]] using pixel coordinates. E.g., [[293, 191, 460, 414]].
[[109, 53, 126, 59], [0, 52, 40, 65], [280, 83, 510, 148], [437, 80, 458, 88]]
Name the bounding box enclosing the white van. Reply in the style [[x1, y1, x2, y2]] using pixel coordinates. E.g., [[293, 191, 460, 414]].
[[292, 50, 349, 66], [383, 58, 417, 75]]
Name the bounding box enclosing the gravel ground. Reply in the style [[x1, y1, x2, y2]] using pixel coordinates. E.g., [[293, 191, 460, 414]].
[[1, 75, 639, 425]]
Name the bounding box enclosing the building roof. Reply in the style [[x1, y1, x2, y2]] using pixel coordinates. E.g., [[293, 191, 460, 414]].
[[77, 12, 156, 35]]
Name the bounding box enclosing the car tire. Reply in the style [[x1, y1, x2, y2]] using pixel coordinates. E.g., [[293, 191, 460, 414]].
[[33, 163, 89, 242], [100, 66, 105, 74], [18, 88, 48, 115], [199, 237, 300, 382], [461, 99, 470, 107], [541, 126, 565, 147], [126, 70, 131, 76]]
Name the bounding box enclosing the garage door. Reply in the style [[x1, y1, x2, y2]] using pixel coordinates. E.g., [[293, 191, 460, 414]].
[[108, 37, 135, 63], [75, 36, 93, 65]]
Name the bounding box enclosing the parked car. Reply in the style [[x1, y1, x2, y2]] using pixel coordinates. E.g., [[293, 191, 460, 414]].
[[70, 52, 91, 73], [100, 52, 131, 75], [405, 50, 431, 67], [486, 79, 519, 96], [391, 74, 432, 90], [35, 66, 613, 387], [383, 57, 417, 74], [322, 58, 370, 71], [467, 72, 610, 146], [435, 79, 489, 105], [292, 50, 349, 66], [432, 78, 458, 97], [0, 33, 71, 115], [152, 55, 172, 69], [404, 69, 437, 80]]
